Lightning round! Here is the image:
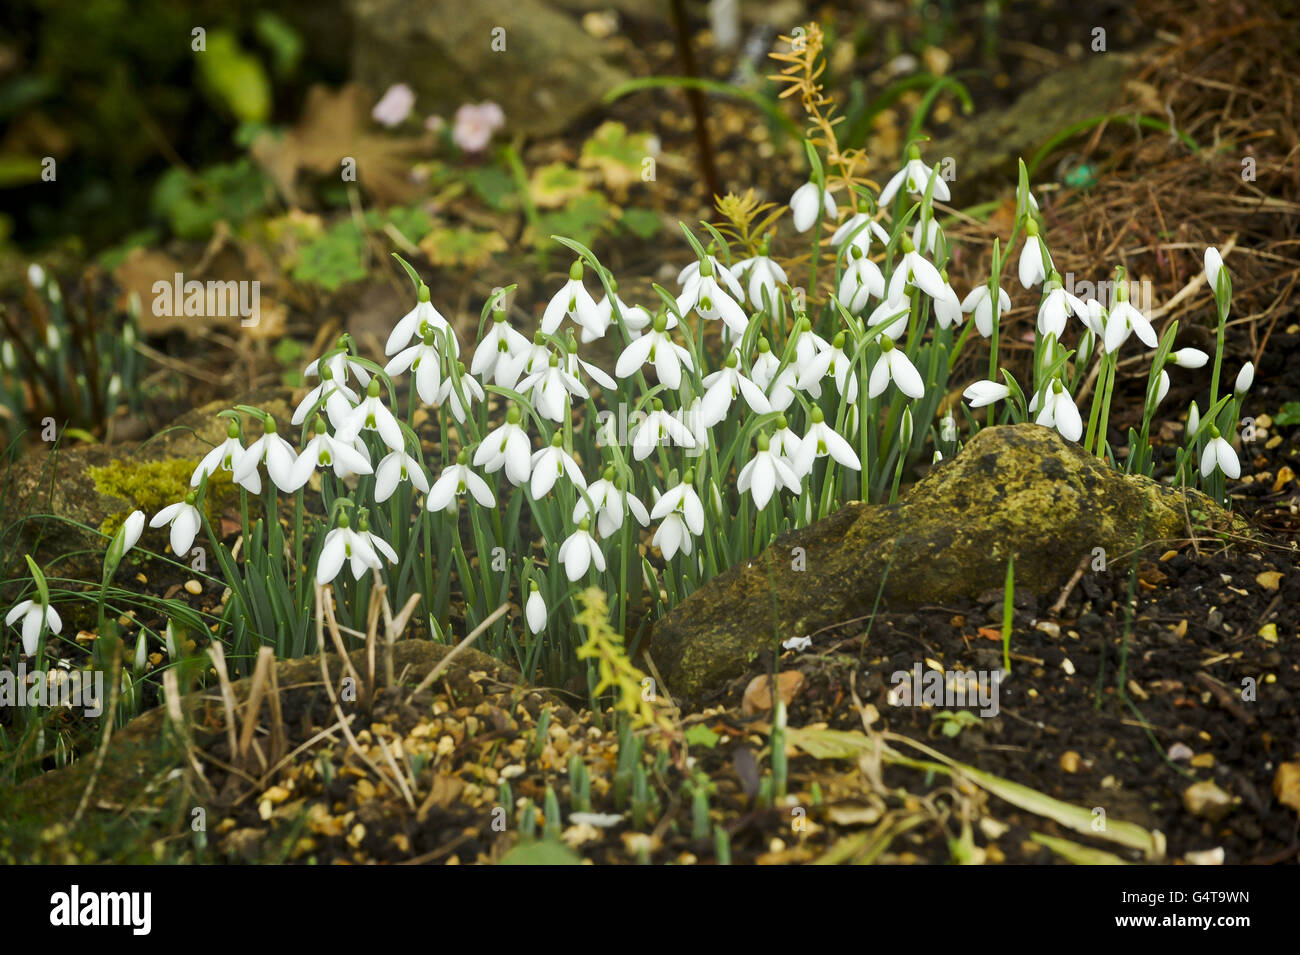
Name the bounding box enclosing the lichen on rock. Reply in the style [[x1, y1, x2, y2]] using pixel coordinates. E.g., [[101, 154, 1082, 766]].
[[649, 423, 1247, 701]]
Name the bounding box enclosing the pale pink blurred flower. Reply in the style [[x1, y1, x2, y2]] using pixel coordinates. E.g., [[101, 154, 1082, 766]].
[[452, 102, 505, 153], [372, 84, 415, 127]]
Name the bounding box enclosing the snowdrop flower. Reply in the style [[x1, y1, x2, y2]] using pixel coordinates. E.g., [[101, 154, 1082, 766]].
[[474, 405, 532, 485], [305, 343, 371, 389], [837, 245, 885, 312], [731, 245, 788, 309], [233, 416, 298, 492], [750, 337, 780, 390], [291, 363, 357, 430], [596, 279, 656, 337], [354, 514, 399, 570], [150, 492, 202, 558], [542, 261, 603, 339], [631, 399, 696, 460], [1204, 246, 1225, 292], [782, 635, 812, 652], [933, 272, 964, 330], [1200, 426, 1240, 479], [374, 448, 430, 503], [798, 331, 858, 402], [677, 253, 744, 302], [316, 512, 382, 585], [289, 419, 373, 488], [879, 145, 951, 205], [472, 309, 530, 386], [701, 351, 771, 427], [1235, 362, 1254, 395], [518, 352, 588, 423], [385, 325, 446, 405], [651, 472, 705, 559], [770, 414, 802, 466], [525, 581, 547, 635], [1104, 289, 1157, 353], [500, 331, 550, 390], [738, 433, 801, 509], [563, 336, 616, 392], [1081, 298, 1107, 339], [338, 379, 405, 451], [867, 295, 911, 342], [675, 258, 749, 336], [791, 317, 831, 368], [530, 433, 587, 498], [6, 598, 61, 656], [192, 420, 253, 490], [912, 218, 944, 257], [372, 83, 415, 127], [1154, 369, 1171, 407], [868, 336, 925, 400], [789, 179, 837, 232], [558, 519, 606, 581], [963, 380, 1011, 408], [794, 406, 861, 477], [1170, 347, 1209, 369], [831, 213, 890, 255], [115, 510, 145, 557], [1187, 401, 1201, 439], [1018, 220, 1051, 289], [886, 235, 947, 302], [435, 363, 484, 423], [1038, 273, 1089, 341], [614, 313, 693, 389], [572, 468, 650, 537], [427, 451, 496, 513], [764, 361, 800, 412], [386, 285, 457, 357], [961, 284, 1011, 338], [652, 511, 693, 560], [1034, 380, 1083, 442]]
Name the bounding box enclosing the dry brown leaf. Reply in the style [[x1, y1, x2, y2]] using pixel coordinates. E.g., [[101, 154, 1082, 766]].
[[741, 671, 805, 716]]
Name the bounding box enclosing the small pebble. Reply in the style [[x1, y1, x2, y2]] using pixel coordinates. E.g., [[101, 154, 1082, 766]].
[[184, 580, 203, 595]]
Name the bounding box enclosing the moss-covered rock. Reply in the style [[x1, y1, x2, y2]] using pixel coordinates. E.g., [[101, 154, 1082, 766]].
[[649, 423, 1248, 701], [1, 388, 293, 586]]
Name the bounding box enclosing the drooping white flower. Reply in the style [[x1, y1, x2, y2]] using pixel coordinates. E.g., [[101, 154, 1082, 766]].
[[886, 235, 948, 302], [1034, 380, 1083, 442], [630, 400, 696, 460], [794, 406, 861, 477], [879, 146, 951, 205], [525, 582, 547, 635], [791, 319, 831, 369], [289, 420, 373, 489], [304, 345, 371, 389], [384, 326, 446, 406], [499, 332, 550, 391], [1170, 347, 1209, 369], [797, 331, 858, 403], [1154, 369, 1171, 407], [1235, 362, 1254, 395], [731, 250, 787, 309], [116, 510, 145, 557], [150, 493, 203, 558], [868, 337, 925, 400], [434, 363, 485, 423], [596, 280, 656, 338], [769, 414, 802, 467], [933, 273, 964, 330], [541, 261, 603, 339], [291, 363, 357, 430], [1038, 273, 1089, 342], [572, 469, 650, 538], [6, 599, 61, 656], [529, 434, 587, 499], [337, 380, 405, 451], [789, 180, 837, 232], [517, 352, 588, 423], [963, 380, 1009, 409], [386, 286, 457, 357], [427, 452, 496, 513], [650, 473, 705, 559], [374, 448, 430, 503], [192, 420, 254, 491], [831, 213, 890, 255], [961, 284, 1011, 338], [750, 338, 781, 391], [1200, 426, 1240, 479], [676, 258, 749, 336], [614, 314, 693, 389], [837, 245, 885, 312], [316, 514, 382, 585], [233, 416, 298, 492], [652, 511, 693, 560], [677, 254, 744, 301], [563, 340, 616, 392], [1204, 247, 1225, 291], [737, 433, 801, 509], [355, 518, 399, 571], [701, 351, 771, 427], [558, 520, 606, 581], [473, 405, 532, 486], [1018, 221, 1051, 289], [912, 218, 944, 257], [867, 295, 911, 343], [1104, 297, 1157, 352], [471, 309, 530, 385]]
